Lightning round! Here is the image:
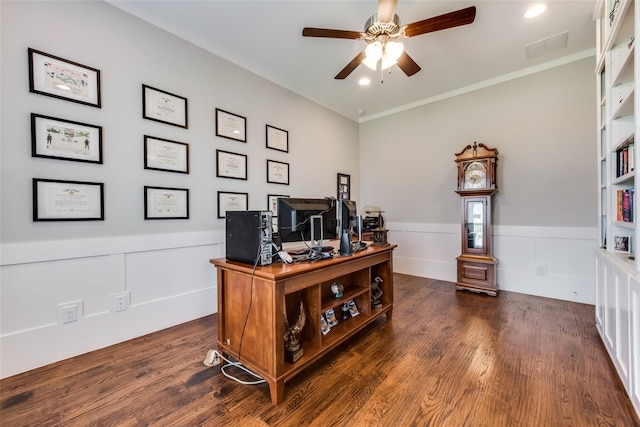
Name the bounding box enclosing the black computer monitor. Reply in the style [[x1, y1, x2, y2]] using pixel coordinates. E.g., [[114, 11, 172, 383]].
[[277, 197, 337, 243], [338, 199, 357, 232]]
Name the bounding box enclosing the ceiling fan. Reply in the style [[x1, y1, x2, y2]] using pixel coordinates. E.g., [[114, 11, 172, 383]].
[[302, 0, 476, 79]]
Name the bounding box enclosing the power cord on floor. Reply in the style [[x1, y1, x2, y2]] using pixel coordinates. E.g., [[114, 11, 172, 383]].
[[203, 349, 265, 385]]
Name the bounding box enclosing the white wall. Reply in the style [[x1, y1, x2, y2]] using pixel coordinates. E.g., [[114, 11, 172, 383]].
[[360, 57, 598, 304], [0, 1, 359, 378]]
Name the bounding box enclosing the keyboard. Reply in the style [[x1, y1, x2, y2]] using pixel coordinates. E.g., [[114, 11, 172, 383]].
[[288, 246, 334, 256]]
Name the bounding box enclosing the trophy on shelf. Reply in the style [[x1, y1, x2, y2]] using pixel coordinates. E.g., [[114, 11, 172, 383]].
[[284, 300, 306, 363], [331, 281, 344, 298], [371, 276, 383, 309]]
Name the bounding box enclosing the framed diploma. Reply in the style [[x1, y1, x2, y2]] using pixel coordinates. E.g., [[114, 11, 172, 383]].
[[266, 125, 289, 152], [217, 191, 248, 218], [267, 194, 289, 217], [144, 186, 189, 220], [142, 84, 188, 128], [28, 48, 101, 108], [337, 173, 351, 200], [215, 108, 246, 142], [267, 160, 289, 185], [216, 149, 247, 180], [144, 136, 189, 174], [31, 113, 103, 164], [33, 178, 104, 221]]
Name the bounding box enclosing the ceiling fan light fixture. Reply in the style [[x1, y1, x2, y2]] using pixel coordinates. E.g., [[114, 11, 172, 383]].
[[385, 40, 404, 61]]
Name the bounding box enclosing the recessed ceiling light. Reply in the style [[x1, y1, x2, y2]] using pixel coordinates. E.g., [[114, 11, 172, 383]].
[[524, 4, 546, 19], [359, 77, 371, 86]]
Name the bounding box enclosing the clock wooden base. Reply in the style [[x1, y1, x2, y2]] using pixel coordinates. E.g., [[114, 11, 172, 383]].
[[455, 255, 498, 297]]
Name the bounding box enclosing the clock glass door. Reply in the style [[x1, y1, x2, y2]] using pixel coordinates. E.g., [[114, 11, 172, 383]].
[[466, 200, 484, 252]]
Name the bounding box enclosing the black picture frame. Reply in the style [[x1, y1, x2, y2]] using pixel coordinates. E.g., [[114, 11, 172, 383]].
[[28, 48, 101, 108], [216, 108, 247, 142], [216, 149, 248, 180], [217, 191, 249, 218], [267, 194, 289, 217], [144, 136, 189, 174], [142, 84, 188, 128], [266, 124, 289, 152], [31, 113, 103, 164], [144, 186, 190, 220], [337, 173, 351, 200], [267, 160, 290, 185], [33, 178, 104, 221]]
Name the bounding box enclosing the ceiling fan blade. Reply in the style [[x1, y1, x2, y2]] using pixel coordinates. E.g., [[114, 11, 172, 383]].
[[335, 51, 367, 80], [377, 0, 398, 22], [396, 51, 421, 76], [302, 27, 362, 40], [403, 6, 476, 38]]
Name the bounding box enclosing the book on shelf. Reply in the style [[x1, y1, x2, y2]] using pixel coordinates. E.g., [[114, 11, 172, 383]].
[[629, 143, 635, 171], [616, 188, 634, 222], [617, 189, 624, 221]]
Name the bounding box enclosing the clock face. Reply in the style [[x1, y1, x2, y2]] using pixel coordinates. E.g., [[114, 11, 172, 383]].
[[463, 162, 487, 189]]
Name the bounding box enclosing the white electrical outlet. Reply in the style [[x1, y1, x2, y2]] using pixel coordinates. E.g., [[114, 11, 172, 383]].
[[536, 264, 547, 276], [58, 301, 82, 324], [111, 292, 129, 312]]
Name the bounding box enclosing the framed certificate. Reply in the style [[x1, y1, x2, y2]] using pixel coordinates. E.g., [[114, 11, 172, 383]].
[[215, 108, 246, 142], [266, 125, 289, 152], [28, 48, 101, 108], [218, 191, 248, 218], [337, 173, 351, 200], [267, 160, 289, 185], [144, 136, 189, 174], [267, 194, 289, 216], [216, 150, 247, 180], [33, 178, 104, 221], [142, 84, 188, 128], [31, 113, 103, 164], [144, 186, 189, 219]]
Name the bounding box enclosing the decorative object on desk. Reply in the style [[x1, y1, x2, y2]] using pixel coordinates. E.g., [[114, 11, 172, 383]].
[[142, 84, 188, 128], [348, 299, 360, 317], [320, 313, 331, 335], [373, 229, 389, 246], [454, 142, 499, 297], [342, 302, 349, 320], [267, 160, 289, 185], [266, 124, 288, 152], [371, 276, 384, 309], [337, 173, 351, 200], [31, 113, 103, 164], [330, 282, 344, 298], [284, 300, 306, 363], [614, 235, 631, 254], [325, 308, 338, 327], [215, 108, 246, 142], [28, 48, 101, 108]]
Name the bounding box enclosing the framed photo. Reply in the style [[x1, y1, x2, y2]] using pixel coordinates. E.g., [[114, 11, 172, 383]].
[[614, 235, 631, 253], [267, 194, 289, 216], [31, 113, 103, 164], [215, 108, 246, 142], [28, 48, 101, 108], [338, 173, 351, 200], [267, 160, 289, 185], [144, 186, 189, 219], [266, 125, 289, 152], [144, 136, 189, 174], [142, 84, 188, 128], [33, 178, 104, 221], [218, 191, 248, 218], [216, 149, 247, 180]]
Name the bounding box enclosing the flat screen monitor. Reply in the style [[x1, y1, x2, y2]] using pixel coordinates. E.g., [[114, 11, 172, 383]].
[[338, 199, 357, 232], [277, 197, 337, 243]]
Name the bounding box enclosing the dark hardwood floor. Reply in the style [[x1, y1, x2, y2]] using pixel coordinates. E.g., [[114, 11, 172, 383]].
[[1, 273, 638, 426]]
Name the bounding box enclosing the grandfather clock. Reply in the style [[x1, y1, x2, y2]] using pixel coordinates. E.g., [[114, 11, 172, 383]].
[[454, 142, 499, 296]]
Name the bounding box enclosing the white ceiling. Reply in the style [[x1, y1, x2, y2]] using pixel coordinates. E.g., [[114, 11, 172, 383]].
[[107, 0, 596, 122]]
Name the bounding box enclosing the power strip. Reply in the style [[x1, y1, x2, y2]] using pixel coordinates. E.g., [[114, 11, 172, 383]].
[[203, 349, 221, 366]]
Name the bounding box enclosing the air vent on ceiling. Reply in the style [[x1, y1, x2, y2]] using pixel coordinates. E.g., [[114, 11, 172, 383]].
[[525, 31, 569, 59]]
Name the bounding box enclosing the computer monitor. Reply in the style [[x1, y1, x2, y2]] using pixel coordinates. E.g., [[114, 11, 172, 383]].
[[277, 197, 337, 243], [338, 199, 357, 232]]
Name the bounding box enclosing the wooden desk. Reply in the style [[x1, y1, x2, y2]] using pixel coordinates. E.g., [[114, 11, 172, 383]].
[[210, 244, 395, 404]]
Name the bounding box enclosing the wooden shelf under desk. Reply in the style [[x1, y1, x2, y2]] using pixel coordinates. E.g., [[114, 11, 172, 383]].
[[210, 244, 396, 404]]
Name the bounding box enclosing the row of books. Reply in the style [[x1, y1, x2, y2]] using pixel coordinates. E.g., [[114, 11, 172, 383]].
[[616, 188, 635, 222], [615, 143, 635, 178]]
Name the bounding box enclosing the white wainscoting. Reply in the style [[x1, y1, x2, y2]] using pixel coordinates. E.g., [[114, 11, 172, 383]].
[[0, 231, 224, 379], [388, 222, 598, 304]]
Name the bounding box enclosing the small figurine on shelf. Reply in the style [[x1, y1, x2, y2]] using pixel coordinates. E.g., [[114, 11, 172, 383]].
[[342, 302, 349, 320], [348, 299, 360, 317], [331, 282, 344, 298], [284, 300, 306, 363], [371, 276, 383, 309]]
